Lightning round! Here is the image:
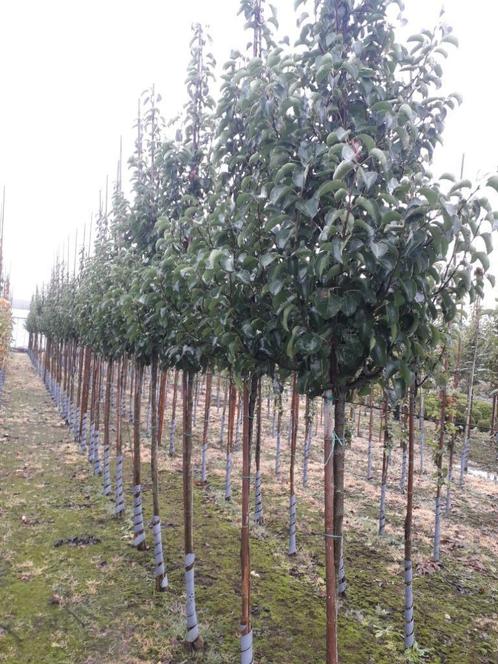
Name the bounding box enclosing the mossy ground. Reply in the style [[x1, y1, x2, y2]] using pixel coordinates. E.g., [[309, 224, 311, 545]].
[[0, 354, 496, 663]]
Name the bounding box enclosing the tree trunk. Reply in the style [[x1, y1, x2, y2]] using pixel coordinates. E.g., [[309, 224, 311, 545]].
[[93, 359, 103, 475], [183, 370, 203, 649], [334, 393, 346, 595], [404, 387, 416, 649], [225, 379, 236, 501], [490, 394, 497, 438], [169, 369, 179, 456], [418, 389, 425, 474], [132, 363, 146, 551], [151, 354, 167, 591], [219, 377, 228, 447], [378, 399, 390, 536], [254, 378, 263, 524], [157, 369, 168, 447], [288, 374, 298, 556], [240, 380, 253, 664], [366, 392, 374, 480], [78, 347, 92, 451], [445, 434, 455, 517], [275, 389, 283, 478], [460, 309, 480, 485], [433, 378, 447, 562], [115, 357, 125, 517], [324, 390, 338, 664], [102, 359, 113, 497], [88, 355, 99, 465], [201, 371, 213, 483], [399, 401, 408, 494], [302, 396, 313, 488]]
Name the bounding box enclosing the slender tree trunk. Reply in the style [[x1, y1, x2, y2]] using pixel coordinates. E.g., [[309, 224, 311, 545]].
[[219, 377, 228, 446], [192, 374, 200, 428], [132, 363, 146, 551], [69, 342, 77, 429], [490, 394, 497, 438], [225, 379, 236, 501], [334, 393, 347, 595], [404, 387, 416, 649], [433, 378, 447, 562], [460, 308, 480, 484], [288, 374, 298, 556], [201, 371, 212, 483], [150, 354, 167, 591], [169, 369, 179, 456], [240, 380, 253, 664], [302, 396, 313, 488], [102, 359, 114, 497], [418, 389, 425, 474], [88, 355, 99, 465], [93, 359, 103, 475], [121, 355, 128, 420], [182, 370, 202, 649], [79, 347, 92, 451], [378, 399, 390, 536], [115, 357, 125, 517], [366, 393, 374, 480], [254, 378, 263, 524], [445, 434, 455, 517], [157, 369, 168, 447], [275, 388, 283, 478], [129, 362, 134, 423], [399, 401, 408, 494], [324, 390, 338, 664], [215, 373, 221, 412], [235, 390, 243, 450]]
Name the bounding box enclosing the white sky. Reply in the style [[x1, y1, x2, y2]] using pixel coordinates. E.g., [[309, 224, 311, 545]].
[[0, 0, 497, 304]]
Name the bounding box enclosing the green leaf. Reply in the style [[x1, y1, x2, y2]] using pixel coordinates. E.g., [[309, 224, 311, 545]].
[[260, 253, 276, 269], [356, 196, 380, 221], [358, 170, 378, 191], [275, 163, 295, 182], [369, 241, 388, 260], [326, 127, 349, 145], [297, 194, 320, 219], [481, 232, 493, 254], [270, 184, 293, 205], [449, 179, 472, 195], [369, 148, 387, 169], [333, 160, 355, 180], [474, 252, 490, 271], [486, 175, 498, 193], [357, 133, 376, 151], [371, 101, 393, 114], [317, 180, 342, 198], [442, 34, 459, 47], [398, 103, 413, 123], [282, 303, 295, 331], [221, 254, 234, 273], [420, 186, 440, 206], [440, 172, 456, 182], [269, 277, 284, 296]]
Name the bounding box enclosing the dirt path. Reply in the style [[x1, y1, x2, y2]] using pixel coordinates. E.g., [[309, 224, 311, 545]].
[[0, 353, 497, 664]]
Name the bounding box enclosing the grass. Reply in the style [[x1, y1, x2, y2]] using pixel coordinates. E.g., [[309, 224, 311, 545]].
[[0, 353, 496, 663]]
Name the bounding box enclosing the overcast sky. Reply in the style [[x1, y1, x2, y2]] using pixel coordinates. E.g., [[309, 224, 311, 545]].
[[0, 0, 496, 305]]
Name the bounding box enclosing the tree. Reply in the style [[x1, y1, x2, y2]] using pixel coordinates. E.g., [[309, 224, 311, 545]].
[[195, 1, 493, 659]]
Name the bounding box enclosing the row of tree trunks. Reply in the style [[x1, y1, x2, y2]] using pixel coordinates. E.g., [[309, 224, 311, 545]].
[[34, 340, 468, 661]]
